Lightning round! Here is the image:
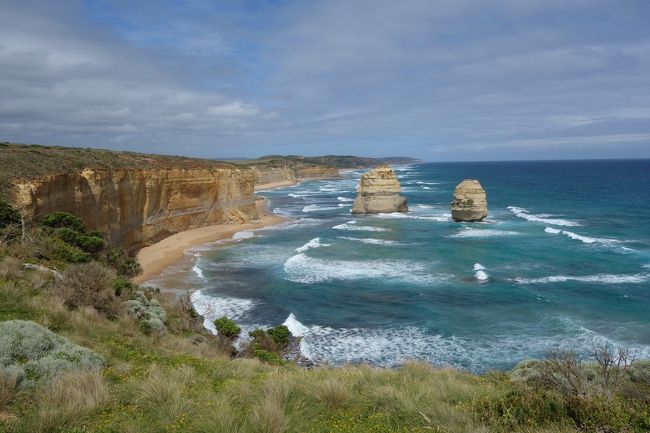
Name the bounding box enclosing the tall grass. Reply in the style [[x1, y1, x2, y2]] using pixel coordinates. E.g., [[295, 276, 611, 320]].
[[32, 371, 109, 433]]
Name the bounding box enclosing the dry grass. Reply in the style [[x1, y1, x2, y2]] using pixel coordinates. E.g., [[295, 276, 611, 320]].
[[313, 377, 349, 409], [33, 371, 109, 433], [0, 369, 20, 411], [0, 257, 22, 280], [133, 364, 195, 425]]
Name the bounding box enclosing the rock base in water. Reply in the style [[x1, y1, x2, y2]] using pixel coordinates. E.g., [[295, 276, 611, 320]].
[[450, 179, 488, 222], [351, 165, 408, 214]]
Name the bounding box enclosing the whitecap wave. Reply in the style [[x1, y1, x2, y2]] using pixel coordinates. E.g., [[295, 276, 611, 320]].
[[295, 237, 330, 252], [449, 226, 519, 238], [288, 193, 306, 198], [192, 264, 205, 279], [373, 212, 451, 222], [283, 253, 441, 285], [514, 273, 649, 284], [302, 204, 341, 212], [508, 206, 580, 227], [337, 196, 355, 202], [475, 270, 489, 281], [191, 290, 256, 334], [544, 226, 632, 251], [544, 227, 561, 234], [232, 230, 255, 240], [283, 313, 310, 337], [282, 315, 650, 370], [332, 221, 388, 232], [338, 236, 402, 246]]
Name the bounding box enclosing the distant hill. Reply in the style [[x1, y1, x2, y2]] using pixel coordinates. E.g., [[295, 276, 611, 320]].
[[253, 154, 422, 169]]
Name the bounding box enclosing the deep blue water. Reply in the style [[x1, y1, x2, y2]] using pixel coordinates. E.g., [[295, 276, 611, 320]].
[[152, 160, 650, 372]]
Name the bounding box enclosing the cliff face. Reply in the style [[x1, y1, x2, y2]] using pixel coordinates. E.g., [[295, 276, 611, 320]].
[[351, 166, 408, 214], [250, 164, 339, 188], [10, 167, 257, 252]]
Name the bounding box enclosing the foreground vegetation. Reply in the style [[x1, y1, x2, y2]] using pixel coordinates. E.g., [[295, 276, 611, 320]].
[[1, 202, 649, 433]]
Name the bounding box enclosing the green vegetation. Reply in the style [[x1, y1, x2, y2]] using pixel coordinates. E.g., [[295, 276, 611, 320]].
[[0, 199, 20, 229], [0, 204, 648, 433], [214, 315, 241, 339]]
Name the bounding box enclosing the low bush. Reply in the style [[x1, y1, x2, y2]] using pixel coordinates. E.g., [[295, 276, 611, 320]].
[[112, 276, 133, 296], [125, 291, 167, 335], [268, 325, 290, 349], [52, 261, 122, 319], [0, 368, 20, 410], [254, 350, 284, 365], [40, 211, 86, 233], [0, 199, 20, 229], [214, 316, 241, 339], [0, 320, 105, 387], [34, 235, 90, 263], [106, 247, 142, 277]]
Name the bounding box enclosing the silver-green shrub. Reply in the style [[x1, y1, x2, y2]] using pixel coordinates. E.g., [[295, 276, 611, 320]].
[[0, 320, 105, 387], [125, 291, 167, 334]]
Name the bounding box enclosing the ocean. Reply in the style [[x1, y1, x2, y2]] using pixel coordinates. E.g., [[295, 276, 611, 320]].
[[149, 160, 650, 372]]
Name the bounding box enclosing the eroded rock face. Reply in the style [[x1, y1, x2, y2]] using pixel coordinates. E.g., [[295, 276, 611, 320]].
[[10, 167, 257, 252], [351, 166, 408, 214], [450, 179, 488, 222]]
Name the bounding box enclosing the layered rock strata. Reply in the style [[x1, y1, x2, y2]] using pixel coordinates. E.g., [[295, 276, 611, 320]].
[[351, 166, 408, 214], [9, 167, 257, 252], [450, 179, 488, 222]]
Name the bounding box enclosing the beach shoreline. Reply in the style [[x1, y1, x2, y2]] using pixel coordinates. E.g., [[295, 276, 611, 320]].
[[134, 197, 287, 284]]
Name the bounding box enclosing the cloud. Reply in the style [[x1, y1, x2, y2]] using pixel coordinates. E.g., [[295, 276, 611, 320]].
[[0, 0, 648, 159]]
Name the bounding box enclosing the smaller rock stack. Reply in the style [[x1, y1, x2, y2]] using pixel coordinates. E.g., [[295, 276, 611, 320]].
[[450, 179, 488, 222], [351, 166, 408, 214]]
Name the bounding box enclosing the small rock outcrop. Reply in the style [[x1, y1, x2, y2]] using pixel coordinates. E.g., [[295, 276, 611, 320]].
[[450, 179, 488, 222], [351, 166, 408, 214]]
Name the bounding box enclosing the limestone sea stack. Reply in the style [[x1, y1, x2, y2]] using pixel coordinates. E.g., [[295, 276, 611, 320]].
[[351, 165, 408, 214], [450, 179, 488, 222]]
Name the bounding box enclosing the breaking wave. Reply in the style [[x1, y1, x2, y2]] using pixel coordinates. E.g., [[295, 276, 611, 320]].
[[295, 237, 330, 252], [283, 253, 440, 285], [450, 226, 519, 238], [514, 273, 649, 284], [332, 221, 389, 232], [508, 206, 580, 227]]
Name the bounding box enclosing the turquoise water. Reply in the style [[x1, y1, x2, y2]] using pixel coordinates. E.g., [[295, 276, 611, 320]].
[[155, 160, 650, 372]]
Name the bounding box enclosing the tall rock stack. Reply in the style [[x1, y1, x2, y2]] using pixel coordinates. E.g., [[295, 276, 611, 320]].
[[351, 166, 408, 214], [450, 179, 488, 222]]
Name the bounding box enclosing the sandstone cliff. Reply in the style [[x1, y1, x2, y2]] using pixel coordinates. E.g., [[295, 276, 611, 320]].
[[9, 167, 257, 252], [450, 179, 488, 222], [249, 162, 339, 190], [351, 166, 408, 214]]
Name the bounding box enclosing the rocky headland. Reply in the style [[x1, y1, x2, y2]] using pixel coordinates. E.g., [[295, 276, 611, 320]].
[[450, 179, 488, 222], [351, 165, 408, 214]]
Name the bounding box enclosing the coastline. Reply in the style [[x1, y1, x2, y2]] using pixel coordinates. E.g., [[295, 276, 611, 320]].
[[134, 197, 286, 284]]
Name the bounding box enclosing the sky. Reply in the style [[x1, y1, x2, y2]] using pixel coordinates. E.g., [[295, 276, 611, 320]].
[[0, 0, 649, 161]]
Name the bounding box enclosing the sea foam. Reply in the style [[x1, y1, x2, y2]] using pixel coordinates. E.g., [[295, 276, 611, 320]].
[[508, 206, 580, 227], [295, 237, 330, 252], [450, 227, 519, 238], [514, 273, 649, 284], [283, 253, 440, 285], [191, 290, 256, 334], [332, 221, 388, 232], [338, 236, 401, 246]]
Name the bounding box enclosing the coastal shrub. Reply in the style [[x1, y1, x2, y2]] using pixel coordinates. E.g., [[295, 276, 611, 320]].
[[0, 320, 105, 387], [0, 199, 20, 229], [112, 276, 133, 296], [34, 235, 90, 263], [106, 247, 142, 277], [254, 349, 284, 365], [125, 291, 167, 335], [40, 211, 86, 233], [214, 316, 241, 339], [53, 227, 104, 254], [53, 261, 122, 318], [268, 325, 291, 349]]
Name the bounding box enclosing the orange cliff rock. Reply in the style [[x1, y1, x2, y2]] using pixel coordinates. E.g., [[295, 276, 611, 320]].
[[9, 167, 258, 253]]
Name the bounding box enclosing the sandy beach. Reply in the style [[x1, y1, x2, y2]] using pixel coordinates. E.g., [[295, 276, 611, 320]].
[[254, 179, 298, 191], [134, 198, 286, 284]]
